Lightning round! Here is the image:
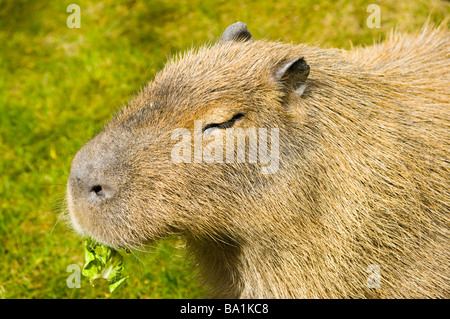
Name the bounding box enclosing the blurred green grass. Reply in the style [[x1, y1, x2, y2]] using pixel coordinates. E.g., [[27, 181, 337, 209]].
[[0, 0, 448, 298]]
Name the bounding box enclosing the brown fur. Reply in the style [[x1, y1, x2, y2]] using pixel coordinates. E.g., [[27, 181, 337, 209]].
[[66, 22, 449, 298]]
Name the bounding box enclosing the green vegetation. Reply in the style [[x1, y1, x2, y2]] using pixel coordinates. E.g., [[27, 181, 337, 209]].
[[82, 237, 128, 293], [0, 0, 448, 298]]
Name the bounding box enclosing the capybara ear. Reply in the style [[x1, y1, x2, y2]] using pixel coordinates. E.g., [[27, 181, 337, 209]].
[[221, 22, 253, 42], [274, 57, 310, 96]]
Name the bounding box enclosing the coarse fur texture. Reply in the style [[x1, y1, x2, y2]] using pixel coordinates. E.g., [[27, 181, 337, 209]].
[[66, 22, 449, 298]]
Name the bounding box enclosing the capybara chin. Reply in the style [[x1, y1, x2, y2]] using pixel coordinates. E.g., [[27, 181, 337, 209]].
[[66, 22, 449, 298]]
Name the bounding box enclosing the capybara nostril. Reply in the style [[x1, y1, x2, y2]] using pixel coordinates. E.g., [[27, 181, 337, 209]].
[[90, 185, 104, 197], [67, 135, 121, 205]]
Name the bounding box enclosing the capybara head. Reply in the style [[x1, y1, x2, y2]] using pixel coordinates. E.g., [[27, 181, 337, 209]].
[[67, 22, 310, 248], [67, 22, 449, 298]]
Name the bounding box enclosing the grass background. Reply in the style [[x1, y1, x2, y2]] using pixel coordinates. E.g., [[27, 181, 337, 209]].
[[0, 0, 448, 299]]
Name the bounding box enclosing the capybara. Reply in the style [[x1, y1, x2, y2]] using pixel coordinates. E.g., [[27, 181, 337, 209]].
[[66, 22, 449, 298]]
